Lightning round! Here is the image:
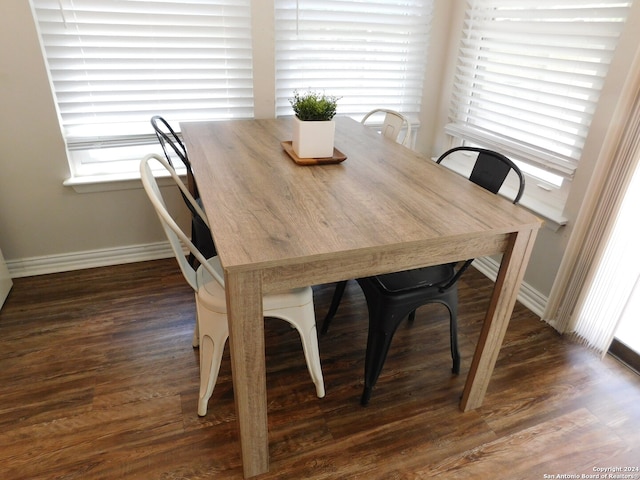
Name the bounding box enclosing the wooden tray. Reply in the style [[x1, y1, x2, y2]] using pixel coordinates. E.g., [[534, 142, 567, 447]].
[[281, 141, 347, 165]]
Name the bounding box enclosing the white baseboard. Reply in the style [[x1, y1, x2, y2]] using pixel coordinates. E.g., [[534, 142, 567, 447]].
[[6, 241, 175, 278], [6, 245, 549, 319], [472, 257, 547, 318]]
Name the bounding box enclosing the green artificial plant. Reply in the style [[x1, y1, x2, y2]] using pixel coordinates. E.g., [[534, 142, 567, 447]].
[[289, 90, 340, 121]]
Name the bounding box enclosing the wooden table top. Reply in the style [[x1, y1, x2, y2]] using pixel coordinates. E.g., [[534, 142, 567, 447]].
[[181, 116, 540, 280]]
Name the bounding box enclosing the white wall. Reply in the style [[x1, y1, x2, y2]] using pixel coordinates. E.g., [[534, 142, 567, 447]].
[[1, 0, 639, 312], [0, 0, 190, 276]]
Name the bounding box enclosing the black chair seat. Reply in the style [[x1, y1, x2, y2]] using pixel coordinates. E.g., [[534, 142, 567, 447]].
[[374, 263, 455, 293]]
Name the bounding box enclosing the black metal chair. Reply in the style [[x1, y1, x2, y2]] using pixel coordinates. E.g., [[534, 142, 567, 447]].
[[321, 146, 525, 405], [150, 115, 216, 265]]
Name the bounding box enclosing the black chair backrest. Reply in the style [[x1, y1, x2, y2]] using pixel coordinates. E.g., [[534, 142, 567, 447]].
[[436, 146, 525, 204], [435, 146, 525, 291], [151, 115, 191, 173], [151, 115, 201, 219]]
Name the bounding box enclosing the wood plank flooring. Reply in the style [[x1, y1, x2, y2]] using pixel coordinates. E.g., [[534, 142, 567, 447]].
[[1, 259, 639, 479]]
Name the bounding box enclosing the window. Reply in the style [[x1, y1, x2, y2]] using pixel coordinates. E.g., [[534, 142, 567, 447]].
[[446, 0, 632, 224], [32, 0, 433, 184], [274, 0, 433, 121], [31, 0, 253, 178]]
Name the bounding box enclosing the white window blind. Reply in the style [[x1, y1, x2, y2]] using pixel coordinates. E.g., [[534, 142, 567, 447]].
[[274, 0, 433, 120], [31, 0, 253, 151], [447, 0, 632, 178]]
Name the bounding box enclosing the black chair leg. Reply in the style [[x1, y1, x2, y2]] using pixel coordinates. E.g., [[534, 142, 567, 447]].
[[320, 280, 348, 334], [361, 326, 396, 405], [359, 297, 410, 405], [188, 219, 198, 267], [361, 306, 459, 404], [449, 304, 460, 375], [361, 387, 373, 405]]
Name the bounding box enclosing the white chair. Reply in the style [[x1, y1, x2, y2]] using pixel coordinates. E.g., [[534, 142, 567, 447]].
[[361, 108, 412, 146], [140, 153, 325, 416]]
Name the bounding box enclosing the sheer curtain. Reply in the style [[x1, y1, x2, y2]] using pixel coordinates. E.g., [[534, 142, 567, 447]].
[[614, 274, 640, 353], [544, 48, 640, 355], [573, 159, 640, 354]]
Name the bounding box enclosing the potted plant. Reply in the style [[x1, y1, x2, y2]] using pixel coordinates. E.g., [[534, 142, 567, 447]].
[[290, 90, 340, 158]]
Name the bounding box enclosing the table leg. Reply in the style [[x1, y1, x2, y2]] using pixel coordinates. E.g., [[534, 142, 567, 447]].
[[224, 269, 269, 478], [460, 227, 538, 412]]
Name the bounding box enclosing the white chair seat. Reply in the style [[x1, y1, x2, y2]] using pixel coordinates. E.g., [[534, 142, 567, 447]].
[[197, 256, 314, 312]]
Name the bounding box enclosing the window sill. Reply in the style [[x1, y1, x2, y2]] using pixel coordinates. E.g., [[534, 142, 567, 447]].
[[66, 157, 568, 230], [63, 167, 186, 194], [64, 172, 145, 193], [63, 142, 189, 193]]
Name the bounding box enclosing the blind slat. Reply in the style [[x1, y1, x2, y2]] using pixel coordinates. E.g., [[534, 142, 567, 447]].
[[274, 0, 433, 118], [449, 0, 631, 177], [32, 0, 254, 145]]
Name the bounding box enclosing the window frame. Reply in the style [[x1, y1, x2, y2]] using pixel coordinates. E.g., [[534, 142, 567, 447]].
[[441, 0, 633, 228], [446, 0, 632, 180], [31, 0, 254, 187], [273, 0, 434, 121]]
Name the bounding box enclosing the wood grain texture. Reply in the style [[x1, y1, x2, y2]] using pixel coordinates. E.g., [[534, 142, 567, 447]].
[[461, 227, 538, 411], [1, 259, 638, 479], [224, 268, 269, 475], [181, 117, 542, 476], [181, 117, 540, 274]]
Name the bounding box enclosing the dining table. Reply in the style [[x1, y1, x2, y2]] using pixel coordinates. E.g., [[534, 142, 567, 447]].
[[181, 116, 542, 478]]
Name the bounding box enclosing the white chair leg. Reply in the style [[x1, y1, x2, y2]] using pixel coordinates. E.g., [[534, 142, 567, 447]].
[[297, 302, 326, 398], [274, 302, 325, 398], [192, 293, 200, 348], [195, 291, 324, 417], [192, 321, 199, 348], [196, 306, 229, 417]]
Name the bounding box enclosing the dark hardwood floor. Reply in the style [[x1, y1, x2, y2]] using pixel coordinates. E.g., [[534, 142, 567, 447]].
[[1, 259, 639, 479]]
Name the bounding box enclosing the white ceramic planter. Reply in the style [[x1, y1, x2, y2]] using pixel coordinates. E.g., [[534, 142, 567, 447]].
[[292, 117, 335, 158]]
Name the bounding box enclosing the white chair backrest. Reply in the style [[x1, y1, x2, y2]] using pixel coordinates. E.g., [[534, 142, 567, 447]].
[[361, 109, 412, 147], [140, 153, 224, 291]]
